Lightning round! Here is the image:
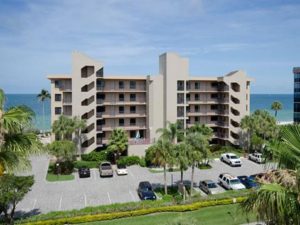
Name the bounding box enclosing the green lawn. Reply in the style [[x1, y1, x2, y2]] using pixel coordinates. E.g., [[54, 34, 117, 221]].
[[46, 173, 75, 182], [80, 204, 256, 225]]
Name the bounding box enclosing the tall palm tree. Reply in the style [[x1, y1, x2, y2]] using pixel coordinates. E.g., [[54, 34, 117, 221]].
[[271, 101, 283, 118], [148, 138, 174, 194], [241, 115, 255, 153], [188, 123, 213, 137], [107, 128, 128, 160], [156, 121, 179, 144], [0, 89, 41, 175], [37, 89, 51, 133], [72, 116, 86, 156], [52, 115, 74, 140], [186, 132, 209, 196], [174, 142, 189, 184], [242, 125, 300, 225]]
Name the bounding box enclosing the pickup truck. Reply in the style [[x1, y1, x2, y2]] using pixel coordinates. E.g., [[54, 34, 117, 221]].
[[248, 152, 264, 163], [99, 162, 113, 177], [220, 153, 242, 167]]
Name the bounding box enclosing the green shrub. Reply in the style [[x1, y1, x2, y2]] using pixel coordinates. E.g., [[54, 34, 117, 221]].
[[49, 161, 74, 175], [74, 161, 98, 169], [117, 156, 141, 166], [81, 151, 108, 162], [139, 157, 146, 167]]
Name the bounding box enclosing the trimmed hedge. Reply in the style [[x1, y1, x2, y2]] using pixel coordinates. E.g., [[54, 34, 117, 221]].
[[81, 151, 108, 162], [116, 156, 142, 166], [73, 161, 99, 169], [19, 197, 246, 225]]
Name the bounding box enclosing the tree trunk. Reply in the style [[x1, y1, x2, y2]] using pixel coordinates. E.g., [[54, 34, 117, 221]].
[[42, 101, 45, 134], [190, 163, 195, 197], [180, 168, 183, 184], [275, 110, 277, 118], [164, 165, 167, 195]]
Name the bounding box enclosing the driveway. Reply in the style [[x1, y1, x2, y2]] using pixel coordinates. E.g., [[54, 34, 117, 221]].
[[16, 155, 275, 215]]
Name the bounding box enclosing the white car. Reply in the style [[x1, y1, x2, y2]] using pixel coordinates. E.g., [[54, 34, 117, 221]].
[[248, 152, 264, 163], [116, 164, 128, 175], [218, 173, 246, 190], [220, 153, 242, 167]]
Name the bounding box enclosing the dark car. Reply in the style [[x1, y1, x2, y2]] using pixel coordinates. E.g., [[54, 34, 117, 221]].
[[137, 181, 156, 200], [237, 175, 258, 189], [78, 167, 90, 178]]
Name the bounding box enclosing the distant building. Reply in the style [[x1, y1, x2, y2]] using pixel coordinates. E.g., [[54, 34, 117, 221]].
[[48, 52, 252, 155], [294, 67, 300, 123]]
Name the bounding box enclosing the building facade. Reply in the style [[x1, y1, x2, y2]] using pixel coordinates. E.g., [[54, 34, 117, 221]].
[[48, 52, 251, 154], [294, 67, 300, 123]]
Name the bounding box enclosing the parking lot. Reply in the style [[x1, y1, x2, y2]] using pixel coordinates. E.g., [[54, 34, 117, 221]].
[[16, 155, 276, 215]]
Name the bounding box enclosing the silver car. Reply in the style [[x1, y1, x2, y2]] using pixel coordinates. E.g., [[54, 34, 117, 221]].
[[199, 180, 223, 195], [99, 162, 113, 177]]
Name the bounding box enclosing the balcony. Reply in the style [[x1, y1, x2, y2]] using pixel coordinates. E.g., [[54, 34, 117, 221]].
[[101, 125, 147, 132]]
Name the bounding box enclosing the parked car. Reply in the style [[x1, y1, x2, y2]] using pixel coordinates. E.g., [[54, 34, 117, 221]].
[[220, 153, 242, 167], [218, 173, 246, 190], [78, 167, 90, 178], [116, 164, 128, 175], [137, 181, 156, 200], [99, 162, 113, 177], [199, 180, 223, 195], [248, 152, 264, 163], [237, 175, 259, 189]]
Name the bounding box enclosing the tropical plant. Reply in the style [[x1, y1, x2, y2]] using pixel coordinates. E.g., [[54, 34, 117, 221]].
[[148, 138, 174, 194], [0, 89, 42, 174], [72, 116, 86, 156], [107, 128, 128, 160], [185, 132, 210, 196], [271, 101, 283, 118], [174, 142, 189, 184], [242, 124, 300, 225], [187, 123, 213, 137], [157, 121, 180, 144], [47, 140, 76, 162], [240, 115, 255, 153], [37, 89, 51, 133], [52, 115, 74, 140], [0, 175, 34, 225]]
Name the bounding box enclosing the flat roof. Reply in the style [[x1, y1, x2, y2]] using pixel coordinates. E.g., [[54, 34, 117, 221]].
[[47, 74, 71, 80], [102, 75, 148, 80]]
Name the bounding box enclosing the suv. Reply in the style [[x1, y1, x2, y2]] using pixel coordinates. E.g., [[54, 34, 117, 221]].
[[99, 162, 113, 177], [248, 152, 264, 163], [218, 173, 245, 190], [220, 153, 242, 167], [199, 180, 223, 195], [137, 181, 156, 200]]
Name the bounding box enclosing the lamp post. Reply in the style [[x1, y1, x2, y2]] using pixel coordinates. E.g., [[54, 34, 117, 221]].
[[56, 163, 60, 180]]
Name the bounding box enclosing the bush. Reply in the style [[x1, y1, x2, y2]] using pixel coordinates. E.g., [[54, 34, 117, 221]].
[[139, 157, 146, 167], [49, 161, 74, 175], [116, 156, 141, 166], [74, 161, 98, 169], [81, 151, 108, 162]]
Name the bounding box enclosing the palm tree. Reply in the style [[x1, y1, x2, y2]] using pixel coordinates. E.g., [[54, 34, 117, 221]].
[[186, 132, 209, 196], [148, 138, 174, 194], [107, 128, 128, 161], [242, 124, 300, 225], [0, 89, 42, 175], [271, 101, 283, 118], [52, 115, 74, 140], [72, 116, 86, 156], [157, 121, 179, 143], [174, 142, 189, 184], [187, 123, 213, 137], [37, 89, 50, 133]]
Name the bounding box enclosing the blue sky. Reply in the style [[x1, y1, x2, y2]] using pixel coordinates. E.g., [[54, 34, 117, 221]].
[[0, 0, 299, 94]]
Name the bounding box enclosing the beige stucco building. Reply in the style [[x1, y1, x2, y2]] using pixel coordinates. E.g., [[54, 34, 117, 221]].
[[48, 52, 251, 155]]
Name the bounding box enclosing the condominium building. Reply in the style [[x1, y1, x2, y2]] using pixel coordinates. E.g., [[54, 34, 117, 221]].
[[48, 52, 251, 155], [294, 67, 300, 123]]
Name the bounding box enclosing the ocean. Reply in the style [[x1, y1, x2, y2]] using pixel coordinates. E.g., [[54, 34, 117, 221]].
[[4, 94, 293, 130]]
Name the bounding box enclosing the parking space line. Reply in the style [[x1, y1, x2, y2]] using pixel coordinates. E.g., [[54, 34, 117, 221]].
[[84, 193, 87, 207], [129, 190, 136, 201], [94, 170, 97, 180], [107, 192, 112, 204], [32, 199, 37, 210], [58, 195, 63, 210]]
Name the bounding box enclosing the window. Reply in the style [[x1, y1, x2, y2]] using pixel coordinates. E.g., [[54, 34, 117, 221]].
[[130, 118, 136, 126], [177, 107, 184, 117], [195, 82, 200, 89], [186, 106, 190, 113], [119, 106, 124, 114], [211, 105, 218, 110], [195, 105, 199, 112], [130, 81, 136, 89], [211, 116, 218, 121], [186, 81, 190, 90], [211, 93, 218, 99], [119, 94, 124, 101], [130, 106, 136, 113], [119, 81, 124, 89], [130, 94, 136, 101], [55, 107, 62, 115], [186, 94, 190, 102], [195, 93, 199, 101], [177, 93, 184, 104], [55, 94, 61, 101], [195, 116, 199, 122], [130, 131, 136, 138], [119, 119, 124, 126], [54, 80, 61, 88], [211, 82, 218, 87], [177, 81, 184, 91]]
